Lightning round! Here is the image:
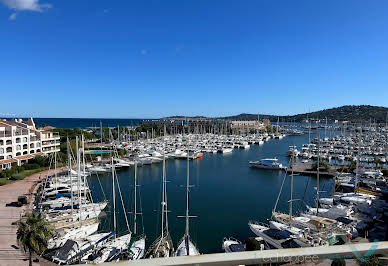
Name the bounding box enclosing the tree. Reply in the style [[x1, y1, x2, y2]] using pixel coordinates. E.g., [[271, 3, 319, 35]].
[[17, 212, 54, 266]]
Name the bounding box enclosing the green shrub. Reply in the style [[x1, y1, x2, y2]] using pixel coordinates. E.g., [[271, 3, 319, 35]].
[[0, 171, 6, 178], [29, 156, 49, 167], [13, 165, 25, 173], [357, 255, 379, 266], [10, 173, 25, 180], [331, 258, 346, 266], [311, 161, 329, 171], [2, 168, 16, 178], [0, 178, 11, 186], [23, 163, 40, 170]]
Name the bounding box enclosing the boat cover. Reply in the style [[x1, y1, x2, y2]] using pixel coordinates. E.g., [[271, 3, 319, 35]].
[[229, 243, 245, 252]]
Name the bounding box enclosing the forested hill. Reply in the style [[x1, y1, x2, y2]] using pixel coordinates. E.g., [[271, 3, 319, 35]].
[[221, 105, 388, 123]]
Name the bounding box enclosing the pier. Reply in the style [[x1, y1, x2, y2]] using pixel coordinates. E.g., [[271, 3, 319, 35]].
[[287, 162, 338, 177]]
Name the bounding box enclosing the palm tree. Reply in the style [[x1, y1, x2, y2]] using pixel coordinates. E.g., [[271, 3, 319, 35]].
[[17, 212, 53, 266]]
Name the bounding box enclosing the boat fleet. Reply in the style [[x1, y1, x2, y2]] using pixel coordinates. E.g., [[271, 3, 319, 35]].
[[223, 127, 388, 254], [36, 137, 144, 264], [33, 124, 388, 263], [85, 132, 280, 172]]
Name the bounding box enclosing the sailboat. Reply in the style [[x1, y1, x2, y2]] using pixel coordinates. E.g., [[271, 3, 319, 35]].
[[47, 136, 100, 250], [128, 161, 146, 260], [88, 159, 132, 263], [175, 149, 199, 256], [145, 138, 174, 258]]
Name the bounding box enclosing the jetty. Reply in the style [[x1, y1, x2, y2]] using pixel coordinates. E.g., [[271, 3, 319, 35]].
[[287, 161, 338, 177]]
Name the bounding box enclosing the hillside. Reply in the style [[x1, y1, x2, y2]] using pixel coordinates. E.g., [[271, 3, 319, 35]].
[[221, 105, 388, 123]]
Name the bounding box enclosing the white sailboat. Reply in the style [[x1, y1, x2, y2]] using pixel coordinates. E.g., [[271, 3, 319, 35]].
[[90, 158, 132, 263], [146, 138, 174, 258], [175, 150, 199, 256], [129, 161, 146, 260], [47, 136, 100, 249]]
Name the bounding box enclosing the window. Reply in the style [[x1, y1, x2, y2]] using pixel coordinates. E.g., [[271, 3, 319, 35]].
[[16, 145, 21, 151], [16, 137, 21, 143], [6, 140, 12, 145], [0, 140, 3, 145], [30, 150, 35, 154], [30, 143, 34, 148], [0, 148, 3, 154], [23, 144, 27, 149], [6, 147, 12, 153], [23, 137, 28, 142], [36, 142, 41, 147], [16, 152, 21, 156]]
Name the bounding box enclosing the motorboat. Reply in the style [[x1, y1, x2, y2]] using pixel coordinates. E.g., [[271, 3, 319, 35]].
[[249, 158, 285, 170]]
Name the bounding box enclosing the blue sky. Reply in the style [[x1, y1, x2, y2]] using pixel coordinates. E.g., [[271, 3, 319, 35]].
[[1, 0, 388, 118]]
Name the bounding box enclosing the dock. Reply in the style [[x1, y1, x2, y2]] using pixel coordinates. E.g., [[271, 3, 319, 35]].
[[287, 162, 337, 177]]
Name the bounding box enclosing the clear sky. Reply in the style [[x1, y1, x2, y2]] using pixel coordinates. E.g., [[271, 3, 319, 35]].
[[1, 0, 388, 118]]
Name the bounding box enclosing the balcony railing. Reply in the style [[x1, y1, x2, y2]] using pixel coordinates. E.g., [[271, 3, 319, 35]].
[[42, 141, 60, 146], [72, 241, 388, 266], [0, 132, 12, 138]]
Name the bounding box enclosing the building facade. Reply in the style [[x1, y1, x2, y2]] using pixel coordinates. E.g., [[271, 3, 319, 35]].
[[230, 120, 266, 134], [0, 118, 60, 170]]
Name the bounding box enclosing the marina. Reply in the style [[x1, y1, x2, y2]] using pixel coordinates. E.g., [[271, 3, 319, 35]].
[[16, 121, 383, 264], [3, 0, 388, 263]]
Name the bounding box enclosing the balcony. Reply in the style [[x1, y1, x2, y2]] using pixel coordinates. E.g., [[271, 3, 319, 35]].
[[41, 132, 60, 141], [0, 132, 12, 138], [42, 140, 60, 146], [13, 130, 29, 136], [30, 136, 40, 142], [42, 147, 60, 154]]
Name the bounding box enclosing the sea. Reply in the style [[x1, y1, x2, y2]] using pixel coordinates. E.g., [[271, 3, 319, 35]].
[[86, 128, 336, 254]]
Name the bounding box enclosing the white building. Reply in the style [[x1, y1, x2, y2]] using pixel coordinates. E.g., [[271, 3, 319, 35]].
[[230, 120, 266, 134], [0, 118, 60, 170]]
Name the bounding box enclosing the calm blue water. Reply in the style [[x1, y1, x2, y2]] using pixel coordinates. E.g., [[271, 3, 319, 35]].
[[87, 130, 336, 254]]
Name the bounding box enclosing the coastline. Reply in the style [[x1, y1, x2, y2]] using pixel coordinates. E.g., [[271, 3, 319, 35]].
[[0, 168, 63, 266]]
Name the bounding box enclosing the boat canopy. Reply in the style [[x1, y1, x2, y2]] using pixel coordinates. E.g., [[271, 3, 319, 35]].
[[229, 243, 245, 252], [264, 229, 292, 240]]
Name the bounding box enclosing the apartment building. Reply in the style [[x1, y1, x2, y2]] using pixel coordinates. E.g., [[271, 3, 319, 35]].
[[0, 118, 60, 170]]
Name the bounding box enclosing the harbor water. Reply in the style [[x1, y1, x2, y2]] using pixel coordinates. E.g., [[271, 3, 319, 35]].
[[88, 130, 335, 254]]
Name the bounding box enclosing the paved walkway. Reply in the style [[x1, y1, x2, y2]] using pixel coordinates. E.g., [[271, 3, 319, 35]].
[[0, 169, 61, 266]]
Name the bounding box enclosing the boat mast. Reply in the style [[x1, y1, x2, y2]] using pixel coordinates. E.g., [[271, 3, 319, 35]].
[[289, 151, 294, 220], [355, 134, 360, 194], [54, 137, 57, 191], [316, 132, 320, 215], [67, 138, 74, 219], [325, 117, 327, 139], [164, 147, 170, 235], [76, 136, 82, 226], [160, 141, 165, 240], [134, 161, 137, 235], [100, 121, 103, 149], [185, 147, 190, 237], [81, 135, 86, 210], [111, 157, 116, 239]]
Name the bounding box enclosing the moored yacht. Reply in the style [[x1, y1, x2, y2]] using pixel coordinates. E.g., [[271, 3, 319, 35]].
[[249, 158, 286, 170]]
